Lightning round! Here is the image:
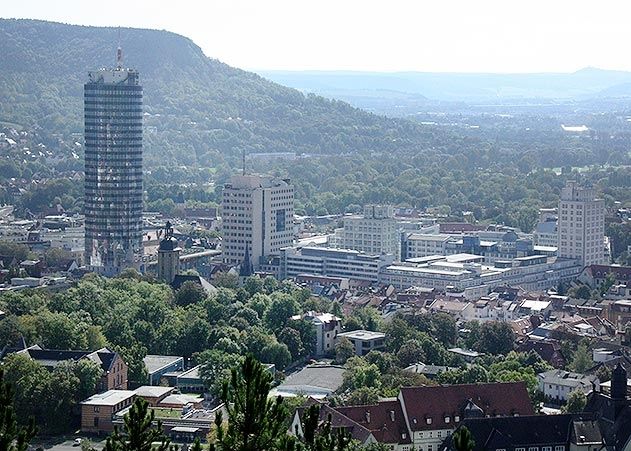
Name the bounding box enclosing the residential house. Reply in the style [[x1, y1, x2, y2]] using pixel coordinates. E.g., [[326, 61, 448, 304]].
[[337, 330, 386, 356], [81, 390, 136, 433], [517, 339, 566, 368], [14, 345, 127, 391], [294, 312, 342, 356], [538, 369, 599, 403], [584, 363, 631, 450], [290, 382, 533, 451], [442, 414, 602, 451]]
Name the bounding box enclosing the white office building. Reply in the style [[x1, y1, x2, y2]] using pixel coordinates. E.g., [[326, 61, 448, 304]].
[[533, 208, 558, 247], [221, 174, 294, 268], [403, 233, 452, 259], [280, 246, 395, 282], [335, 205, 400, 259], [557, 181, 606, 267]]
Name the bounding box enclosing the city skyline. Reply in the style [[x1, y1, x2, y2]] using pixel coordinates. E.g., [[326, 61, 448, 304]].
[[3, 0, 631, 73]]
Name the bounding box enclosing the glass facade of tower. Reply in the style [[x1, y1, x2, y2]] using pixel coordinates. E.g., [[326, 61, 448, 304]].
[[84, 69, 143, 275]]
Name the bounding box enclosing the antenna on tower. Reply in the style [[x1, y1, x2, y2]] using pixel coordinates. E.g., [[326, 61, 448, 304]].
[[242, 148, 246, 176], [116, 27, 123, 69]]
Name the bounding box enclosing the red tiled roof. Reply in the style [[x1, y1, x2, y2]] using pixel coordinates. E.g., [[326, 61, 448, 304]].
[[336, 400, 411, 444], [439, 223, 486, 233], [398, 382, 534, 431]]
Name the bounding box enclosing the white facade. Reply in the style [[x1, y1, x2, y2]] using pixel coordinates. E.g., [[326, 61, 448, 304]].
[[380, 254, 582, 296], [339, 205, 400, 259], [221, 174, 294, 268], [337, 330, 386, 356], [558, 181, 606, 267], [403, 233, 452, 259], [298, 312, 342, 356], [533, 208, 559, 247], [538, 369, 599, 402], [280, 246, 395, 282]]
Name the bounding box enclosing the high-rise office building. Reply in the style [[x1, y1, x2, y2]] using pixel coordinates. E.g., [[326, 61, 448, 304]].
[[221, 174, 294, 268], [84, 51, 143, 276], [335, 205, 399, 259], [558, 181, 605, 267]]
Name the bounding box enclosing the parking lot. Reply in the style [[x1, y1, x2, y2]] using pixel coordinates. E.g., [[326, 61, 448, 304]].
[[32, 437, 106, 451]]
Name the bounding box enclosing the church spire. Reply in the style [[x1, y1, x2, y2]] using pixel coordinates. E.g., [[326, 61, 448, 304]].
[[239, 243, 254, 277]]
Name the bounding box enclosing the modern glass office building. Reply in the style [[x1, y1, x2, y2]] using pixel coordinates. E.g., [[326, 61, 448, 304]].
[[84, 67, 143, 275]]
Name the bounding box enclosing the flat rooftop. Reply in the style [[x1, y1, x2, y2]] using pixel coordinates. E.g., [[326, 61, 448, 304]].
[[338, 329, 386, 340], [134, 386, 174, 398], [81, 390, 135, 406], [143, 355, 183, 374]]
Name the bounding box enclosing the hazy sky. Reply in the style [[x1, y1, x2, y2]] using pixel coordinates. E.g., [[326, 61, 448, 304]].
[[3, 0, 631, 73]]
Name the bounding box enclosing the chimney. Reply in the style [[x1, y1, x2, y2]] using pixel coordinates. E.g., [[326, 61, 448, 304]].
[[390, 410, 395, 422], [365, 411, 371, 423]]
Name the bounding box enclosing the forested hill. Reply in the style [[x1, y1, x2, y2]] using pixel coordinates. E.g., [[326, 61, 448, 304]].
[[0, 19, 438, 167]]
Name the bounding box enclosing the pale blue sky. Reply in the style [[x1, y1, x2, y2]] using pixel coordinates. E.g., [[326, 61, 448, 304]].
[[3, 0, 631, 73]]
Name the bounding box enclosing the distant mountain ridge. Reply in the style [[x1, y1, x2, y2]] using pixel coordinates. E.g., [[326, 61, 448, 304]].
[[0, 19, 436, 168], [259, 67, 631, 102]]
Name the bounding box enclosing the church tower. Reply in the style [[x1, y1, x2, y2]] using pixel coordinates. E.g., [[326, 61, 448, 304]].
[[157, 221, 180, 284]]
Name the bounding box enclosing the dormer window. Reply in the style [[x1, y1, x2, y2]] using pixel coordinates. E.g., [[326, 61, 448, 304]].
[[454, 416, 460, 422], [445, 416, 450, 423], [426, 418, 432, 425]]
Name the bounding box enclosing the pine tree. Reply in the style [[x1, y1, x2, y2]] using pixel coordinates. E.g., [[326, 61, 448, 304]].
[[104, 398, 172, 451], [296, 404, 355, 451], [209, 354, 290, 451], [0, 369, 36, 451], [453, 426, 475, 451]]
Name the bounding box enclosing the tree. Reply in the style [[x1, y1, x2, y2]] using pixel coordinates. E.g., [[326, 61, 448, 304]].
[[0, 368, 37, 451], [213, 272, 239, 290], [334, 338, 355, 365], [174, 281, 207, 306], [264, 295, 299, 332], [260, 342, 292, 370], [61, 359, 103, 403], [476, 322, 514, 355], [104, 398, 171, 451], [243, 276, 263, 297], [279, 327, 304, 361], [210, 355, 290, 451], [115, 344, 148, 386], [568, 342, 592, 373], [396, 340, 425, 367], [562, 390, 587, 414], [572, 285, 592, 300], [198, 350, 244, 397], [43, 247, 72, 269], [345, 387, 380, 406], [452, 426, 475, 451], [294, 404, 355, 451]]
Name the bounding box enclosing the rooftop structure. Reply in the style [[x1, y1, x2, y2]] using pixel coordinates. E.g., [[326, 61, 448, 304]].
[[270, 365, 345, 399]]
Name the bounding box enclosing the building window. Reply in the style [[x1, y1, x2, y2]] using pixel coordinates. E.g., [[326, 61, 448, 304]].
[[516, 448, 525, 451], [542, 447, 552, 451], [93, 406, 100, 413], [529, 447, 538, 451], [93, 417, 99, 427], [554, 447, 565, 451]]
